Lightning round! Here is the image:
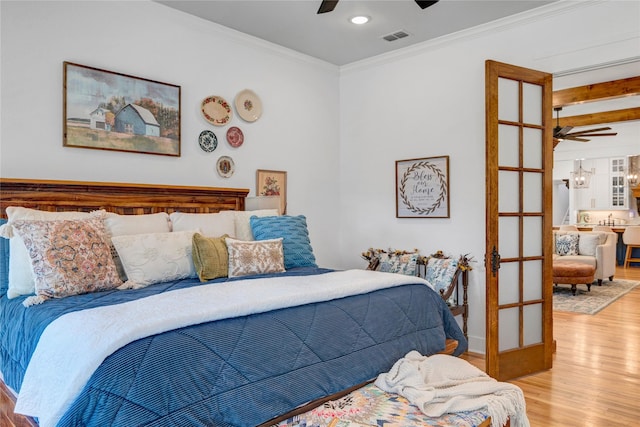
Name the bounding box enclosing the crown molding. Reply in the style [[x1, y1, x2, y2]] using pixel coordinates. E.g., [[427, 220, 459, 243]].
[[340, 0, 601, 75]]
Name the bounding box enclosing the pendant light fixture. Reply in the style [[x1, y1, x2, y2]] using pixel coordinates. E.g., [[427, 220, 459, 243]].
[[570, 159, 592, 189]]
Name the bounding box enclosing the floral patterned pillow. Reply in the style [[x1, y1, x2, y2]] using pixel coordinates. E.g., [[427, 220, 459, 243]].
[[378, 252, 419, 276], [11, 217, 122, 303], [226, 237, 285, 278], [425, 257, 459, 298], [555, 233, 579, 256]]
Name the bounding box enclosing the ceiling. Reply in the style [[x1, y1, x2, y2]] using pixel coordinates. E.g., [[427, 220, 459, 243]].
[[156, 0, 555, 66]]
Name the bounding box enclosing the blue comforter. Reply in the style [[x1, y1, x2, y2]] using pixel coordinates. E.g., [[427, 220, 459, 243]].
[[0, 268, 467, 427]]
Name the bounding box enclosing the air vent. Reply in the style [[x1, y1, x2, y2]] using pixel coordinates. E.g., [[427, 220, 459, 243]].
[[382, 30, 410, 42]]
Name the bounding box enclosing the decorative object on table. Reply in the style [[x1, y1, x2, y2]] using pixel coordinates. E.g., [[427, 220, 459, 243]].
[[396, 156, 449, 218], [235, 89, 263, 122], [63, 62, 181, 157], [216, 156, 235, 178], [201, 96, 232, 126], [226, 126, 244, 147], [256, 169, 286, 215], [198, 130, 217, 152]]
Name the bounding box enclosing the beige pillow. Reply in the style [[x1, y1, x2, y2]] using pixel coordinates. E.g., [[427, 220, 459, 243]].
[[227, 209, 279, 241], [192, 233, 229, 282], [578, 233, 601, 256], [226, 237, 285, 278], [170, 211, 235, 237], [11, 217, 122, 302], [2, 207, 93, 298]]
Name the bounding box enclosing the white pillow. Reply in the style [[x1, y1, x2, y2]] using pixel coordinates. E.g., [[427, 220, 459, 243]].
[[111, 230, 197, 288], [229, 209, 279, 241], [169, 211, 235, 237], [578, 233, 602, 256], [104, 212, 171, 237], [3, 207, 92, 299]]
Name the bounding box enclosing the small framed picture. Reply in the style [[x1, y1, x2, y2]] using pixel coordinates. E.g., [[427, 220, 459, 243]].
[[256, 169, 287, 214], [396, 156, 450, 218]]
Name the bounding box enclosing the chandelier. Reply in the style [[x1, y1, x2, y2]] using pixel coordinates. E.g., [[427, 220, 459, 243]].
[[571, 159, 592, 189]]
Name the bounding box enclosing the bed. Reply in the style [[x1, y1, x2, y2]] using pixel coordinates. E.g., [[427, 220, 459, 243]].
[[0, 178, 468, 427]]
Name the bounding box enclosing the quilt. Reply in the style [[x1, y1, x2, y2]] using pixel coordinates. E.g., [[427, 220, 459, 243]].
[[1, 268, 467, 427]]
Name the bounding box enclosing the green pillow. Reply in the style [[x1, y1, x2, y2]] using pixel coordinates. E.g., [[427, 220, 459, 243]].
[[192, 233, 229, 282]]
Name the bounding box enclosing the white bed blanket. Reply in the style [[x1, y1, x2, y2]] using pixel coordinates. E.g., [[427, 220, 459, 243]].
[[15, 269, 431, 427], [374, 351, 530, 427]]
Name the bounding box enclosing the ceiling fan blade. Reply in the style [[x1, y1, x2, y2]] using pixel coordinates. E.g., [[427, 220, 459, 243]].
[[415, 0, 439, 9], [566, 127, 612, 136], [563, 136, 590, 142], [554, 126, 573, 137], [572, 133, 618, 137], [317, 0, 338, 14]]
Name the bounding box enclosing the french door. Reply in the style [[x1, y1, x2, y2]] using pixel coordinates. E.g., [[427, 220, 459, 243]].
[[485, 60, 554, 381]]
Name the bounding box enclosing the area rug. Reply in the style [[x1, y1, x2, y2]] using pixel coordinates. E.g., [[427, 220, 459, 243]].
[[553, 279, 640, 315]]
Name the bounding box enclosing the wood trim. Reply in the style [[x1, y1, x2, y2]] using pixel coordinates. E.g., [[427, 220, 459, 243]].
[[553, 76, 640, 107], [556, 107, 640, 127], [0, 178, 249, 219], [552, 76, 640, 126]]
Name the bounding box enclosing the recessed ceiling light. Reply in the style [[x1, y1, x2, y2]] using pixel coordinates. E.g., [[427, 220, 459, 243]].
[[350, 15, 370, 25]]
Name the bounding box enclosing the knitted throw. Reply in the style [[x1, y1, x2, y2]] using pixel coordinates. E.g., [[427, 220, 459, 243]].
[[375, 351, 530, 427]]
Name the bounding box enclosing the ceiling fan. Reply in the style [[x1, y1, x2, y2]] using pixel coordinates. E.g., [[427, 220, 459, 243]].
[[317, 0, 438, 14], [553, 107, 617, 143]]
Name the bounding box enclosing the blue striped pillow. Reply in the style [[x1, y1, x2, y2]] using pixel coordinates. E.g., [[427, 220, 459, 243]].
[[250, 215, 317, 269]]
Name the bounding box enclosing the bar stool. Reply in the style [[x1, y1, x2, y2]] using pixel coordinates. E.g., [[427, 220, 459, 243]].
[[622, 226, 640, 268]]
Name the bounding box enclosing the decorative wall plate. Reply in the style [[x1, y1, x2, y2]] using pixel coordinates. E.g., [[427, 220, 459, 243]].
[[201, 96, 232, 126], [226, 126, 244, 147], [198, 130, 217, 152], [216, 156, 235, 178], [234, 89, 262, 122]]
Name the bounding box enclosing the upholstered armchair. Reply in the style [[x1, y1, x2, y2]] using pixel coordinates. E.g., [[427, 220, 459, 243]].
[[553, 231, 617, 285]]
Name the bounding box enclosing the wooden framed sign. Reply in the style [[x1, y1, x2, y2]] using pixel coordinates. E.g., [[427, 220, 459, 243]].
[[396, 156, 450, 218]]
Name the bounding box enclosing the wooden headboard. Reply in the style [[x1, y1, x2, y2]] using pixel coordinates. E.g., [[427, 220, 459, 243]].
[[0, 178, 249, 219]]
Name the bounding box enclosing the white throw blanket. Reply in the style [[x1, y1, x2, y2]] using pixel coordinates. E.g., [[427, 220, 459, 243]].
[[374, 351, 530, 427], [15, 269, 432, 427]]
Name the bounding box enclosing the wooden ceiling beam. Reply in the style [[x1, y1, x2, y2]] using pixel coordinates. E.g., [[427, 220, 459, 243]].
[[556, 107, 640, 127], [553, 76, 640, 107]]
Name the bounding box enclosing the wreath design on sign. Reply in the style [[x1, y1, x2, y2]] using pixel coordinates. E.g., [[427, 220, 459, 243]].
[[399, 161, 447, 215]]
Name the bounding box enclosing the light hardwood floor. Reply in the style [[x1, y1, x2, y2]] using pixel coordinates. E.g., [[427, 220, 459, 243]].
[[463, 266, 640, 427]]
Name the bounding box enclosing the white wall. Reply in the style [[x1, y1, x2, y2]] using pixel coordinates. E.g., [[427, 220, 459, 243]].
[[0, 0, 342, 267], [338, 0, 640, 352], [2, 0, 639, 354]]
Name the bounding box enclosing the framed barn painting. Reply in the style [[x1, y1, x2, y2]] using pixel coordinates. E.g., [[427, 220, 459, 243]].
[[396, 156, 450, 218], [256, 169, 287, 215], [63, 62, 181, 156]]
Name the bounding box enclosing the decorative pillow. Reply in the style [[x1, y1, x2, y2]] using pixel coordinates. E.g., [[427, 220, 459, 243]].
[[104, 212, 171, 236], [378, 252, 419, 276], [111, 230, 197, 288], [192, 233, 229, 282], [555, 233, 579, 256], [250, 215, 317, 269], [578, 233, 602, 256], [226, 237, 285, 278], [425, 257, 459, 297], [2, 207, 92, 299], [11, 217, 122, 302], [170, 211, 235, 237], [227, 209, 279, 241]]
